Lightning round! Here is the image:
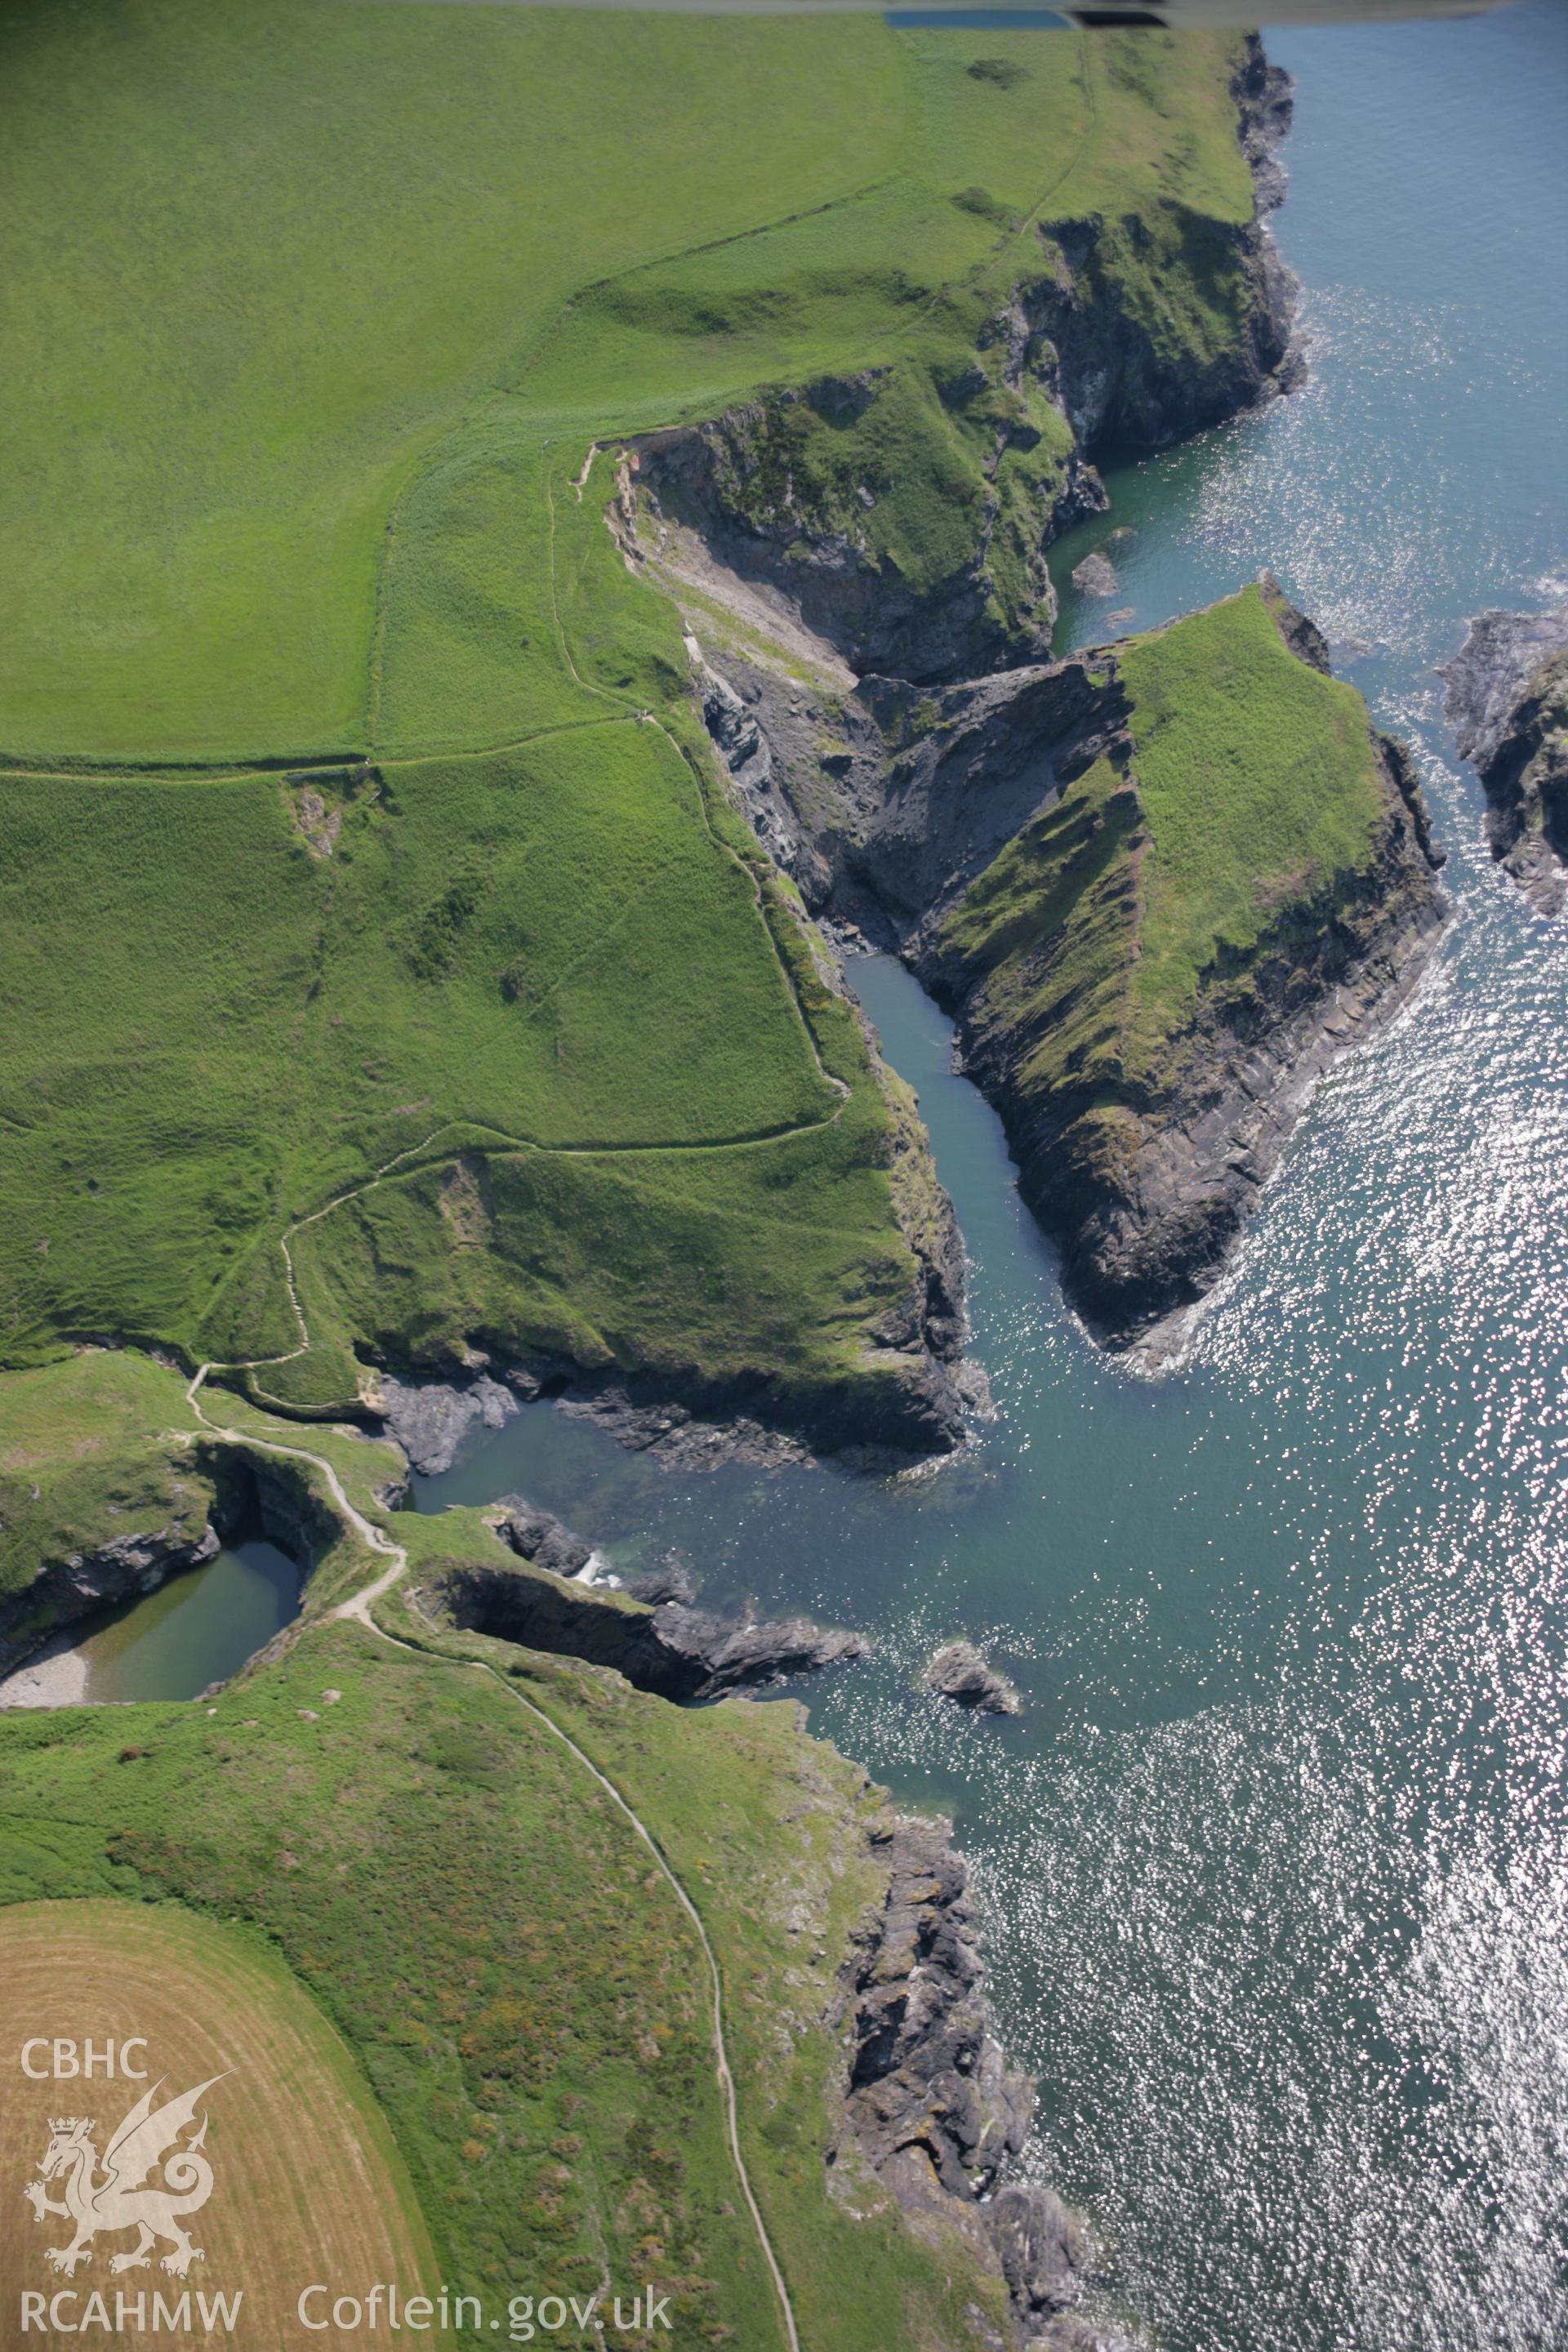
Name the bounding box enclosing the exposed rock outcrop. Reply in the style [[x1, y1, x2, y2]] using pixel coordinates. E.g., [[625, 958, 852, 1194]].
[[922, 1640, 1022, 1716], [1444, 603, 1568, 917], [691, 572, 1446, 1355], [1071, 553, 1118, 600], [489, 1493, 594, 1578], [0, 1516, 220, 1682], [372, 1308, 979, 1477], [686, 648, 1120, 937], [840, 1811, 1134, 2349], [376, 1370, 519, 1477], [434, 1550, 868, 1703], [626, 1554, 698, 1606], [918, 594, 1447, 1352]]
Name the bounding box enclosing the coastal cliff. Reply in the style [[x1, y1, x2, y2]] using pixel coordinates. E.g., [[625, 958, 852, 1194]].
[[839, 1807, 1135, 2350], [607, 42, 1453, 1357], [630, 39, 1295, 691], [0, 1434, 351, 1682], [921, 585, 1447, 1346], [430, 1530, 870, 1704], [406, 1499, 1139, 2350], [680, 558, 1446, 1351], [1444, 603, 1568, 919]]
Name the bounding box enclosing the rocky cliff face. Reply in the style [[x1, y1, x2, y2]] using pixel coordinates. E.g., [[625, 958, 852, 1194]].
[[372, 1310, 977, 1476], [837, 1809, 1136, 2350], [0, 1441, 342, 1682], [629, 40, 1296, 691], [691, 575, 1446, 1355], [610, 42, 1464, 1365], [920, 594, 1447, 1350], [943, 728, 1446, 1349], [431, 1543, 868, 1704], [1444, 604, 1568, 918], [0, 1511, 220, 1682]]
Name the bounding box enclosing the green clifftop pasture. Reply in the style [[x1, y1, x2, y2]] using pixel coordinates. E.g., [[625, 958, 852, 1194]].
[[930, 584, 1446, 1340], [0, 0, 1273, 1452], [940, 586, 1391, 1072], [0, 1356, 1015, 2350]]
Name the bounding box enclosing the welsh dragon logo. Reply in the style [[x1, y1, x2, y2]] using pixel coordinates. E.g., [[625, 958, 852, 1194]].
[[23, 2076, 225, 2279]]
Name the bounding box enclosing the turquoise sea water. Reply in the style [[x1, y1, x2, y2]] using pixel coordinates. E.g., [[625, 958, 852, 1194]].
[[419, 11, 1568, 2348], [24, 8, 1568, 2346]]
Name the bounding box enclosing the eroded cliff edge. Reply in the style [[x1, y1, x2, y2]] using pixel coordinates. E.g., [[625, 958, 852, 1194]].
[[916, 585, 1447, 1347], [838, 1807, 1134, 2350], [653, 566, 1446, 1354], [407, 1498, 1144, 2350], [617, 48, 1452, 1358], [630, 41, 1296, 693], [1444, 603, 1568, 920]]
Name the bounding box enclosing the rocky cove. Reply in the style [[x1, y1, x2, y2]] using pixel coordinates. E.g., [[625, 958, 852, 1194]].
[[0, 1438, 348, 1689], [0, 1406, 1136, 2348], [580, 41, 1437, 1370]]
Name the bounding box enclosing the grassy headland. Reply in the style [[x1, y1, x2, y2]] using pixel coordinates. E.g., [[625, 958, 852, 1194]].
[[0, 1590, 1011, 2351], [1, 6, 1273, 1446], [941, 584, 1391, 1085], [933, 583, 1444, 1339]]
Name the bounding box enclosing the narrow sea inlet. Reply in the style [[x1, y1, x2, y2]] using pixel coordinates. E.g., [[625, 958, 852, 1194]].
[[15, 8, 1567, 2348]]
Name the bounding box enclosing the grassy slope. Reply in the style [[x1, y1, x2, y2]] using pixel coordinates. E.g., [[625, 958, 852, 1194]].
[[0, 13, 1258, 1418], [0, 0, 903, 760], [0, 1606, 1008, 2352], [0, 1352, 217, 1605], [0, 1363, 1009, 2344], [1120, 585, 1388, 1056], [939, 583, 1389, 1102]]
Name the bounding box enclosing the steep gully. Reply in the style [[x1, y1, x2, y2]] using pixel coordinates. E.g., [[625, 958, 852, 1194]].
[[614, 40, 1441, 1365]]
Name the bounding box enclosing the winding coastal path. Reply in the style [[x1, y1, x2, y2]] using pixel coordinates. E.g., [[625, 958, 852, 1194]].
[[180, 1365, 801, 2352]]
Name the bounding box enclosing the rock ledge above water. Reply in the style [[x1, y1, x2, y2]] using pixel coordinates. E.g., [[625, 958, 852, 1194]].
[[922, 1639, 1022, 1716]]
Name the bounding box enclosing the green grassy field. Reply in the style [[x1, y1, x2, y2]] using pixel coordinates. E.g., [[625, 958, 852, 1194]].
[[0, 1602, 1010, 2352], [0, 2, 1263, 1424], [1, 8, 1249, 763], [0, 0, 906, 760], [0, 1352, 217, 1605], [938, 583, 1391, 1104], [0, 15, 1290, 2334]]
